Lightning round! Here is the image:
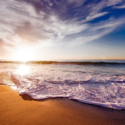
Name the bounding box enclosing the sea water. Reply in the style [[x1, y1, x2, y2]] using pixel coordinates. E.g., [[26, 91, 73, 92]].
[[0, 61, 125, 110]]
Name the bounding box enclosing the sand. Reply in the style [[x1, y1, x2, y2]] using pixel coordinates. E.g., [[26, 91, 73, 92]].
[[0, 85, 125, 125]]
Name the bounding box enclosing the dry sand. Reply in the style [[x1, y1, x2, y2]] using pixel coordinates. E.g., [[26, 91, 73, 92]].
[[0, 84, 125, 125]]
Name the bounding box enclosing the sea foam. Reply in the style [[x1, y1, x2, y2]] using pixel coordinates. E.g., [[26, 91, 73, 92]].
[[0, 63, 125, 110]]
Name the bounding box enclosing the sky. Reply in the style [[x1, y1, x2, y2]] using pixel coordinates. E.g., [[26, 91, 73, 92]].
[[0, 0, 125, 61]]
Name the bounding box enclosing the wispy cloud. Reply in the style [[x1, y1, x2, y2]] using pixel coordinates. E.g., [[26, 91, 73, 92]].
[[86, 12, 108, 21], [67, 0, 86, 7], [114, 5, 125, 9], [106, 0, 122, 6], [0, 0, 125, 54], [64, 17, 125, 46]]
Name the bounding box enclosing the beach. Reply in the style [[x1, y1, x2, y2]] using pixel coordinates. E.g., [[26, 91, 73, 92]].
[[0, 0, 125, 123], [0, 85, 125, 125], [0, 0, 125, 124]]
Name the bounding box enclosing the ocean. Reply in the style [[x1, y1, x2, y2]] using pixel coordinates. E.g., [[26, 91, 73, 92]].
[[0, 60, 125, 110]]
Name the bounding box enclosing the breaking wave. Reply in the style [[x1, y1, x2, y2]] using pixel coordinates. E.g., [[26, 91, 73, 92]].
[[0, 63, 125, 110]]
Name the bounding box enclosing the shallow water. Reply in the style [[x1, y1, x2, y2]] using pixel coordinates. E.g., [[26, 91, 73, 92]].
[[0, 62, 125, 110]]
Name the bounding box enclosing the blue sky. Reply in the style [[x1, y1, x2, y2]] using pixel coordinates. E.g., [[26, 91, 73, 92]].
[[0, 0, 125, 60]]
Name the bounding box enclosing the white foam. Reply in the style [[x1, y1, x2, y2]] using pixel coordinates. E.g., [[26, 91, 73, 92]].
[[0, 63, 125, 110]]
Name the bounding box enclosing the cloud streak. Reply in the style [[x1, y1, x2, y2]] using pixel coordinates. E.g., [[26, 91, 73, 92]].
[[114, 5, 125, 9], [0, 0, 125, 55], [67, 17, 125, 46]]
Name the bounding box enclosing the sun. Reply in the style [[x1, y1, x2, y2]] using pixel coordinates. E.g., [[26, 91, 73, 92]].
[[15, 47, 34, 62]]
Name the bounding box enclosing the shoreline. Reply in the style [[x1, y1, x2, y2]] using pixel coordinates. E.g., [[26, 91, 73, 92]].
[[0, 85, 125, 125]]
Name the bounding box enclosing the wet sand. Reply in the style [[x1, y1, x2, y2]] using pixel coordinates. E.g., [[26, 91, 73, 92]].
[[0, 85, 125, 125]]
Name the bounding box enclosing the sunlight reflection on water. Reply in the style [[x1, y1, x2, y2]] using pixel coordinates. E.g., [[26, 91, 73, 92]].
[[11, 85, 17, 90], [15, 64, 31, 75]]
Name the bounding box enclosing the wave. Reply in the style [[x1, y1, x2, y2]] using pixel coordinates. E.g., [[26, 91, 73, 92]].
[[0, 60, 125, 65], [0, 72, 125, 110]]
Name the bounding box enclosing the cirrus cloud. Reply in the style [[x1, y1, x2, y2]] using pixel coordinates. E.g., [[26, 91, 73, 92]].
[[0, 0, 125, 56]]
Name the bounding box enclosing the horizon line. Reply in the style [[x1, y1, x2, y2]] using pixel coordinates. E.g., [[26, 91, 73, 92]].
[[0, 58, 125, 62]]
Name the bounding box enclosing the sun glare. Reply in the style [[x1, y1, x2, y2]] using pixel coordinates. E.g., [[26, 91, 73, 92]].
[[15, 47, 34, 62], [15, 64, 30, 75]]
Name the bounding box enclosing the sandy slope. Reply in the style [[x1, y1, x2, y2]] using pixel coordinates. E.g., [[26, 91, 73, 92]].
[[0, 85, 125, 125]]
